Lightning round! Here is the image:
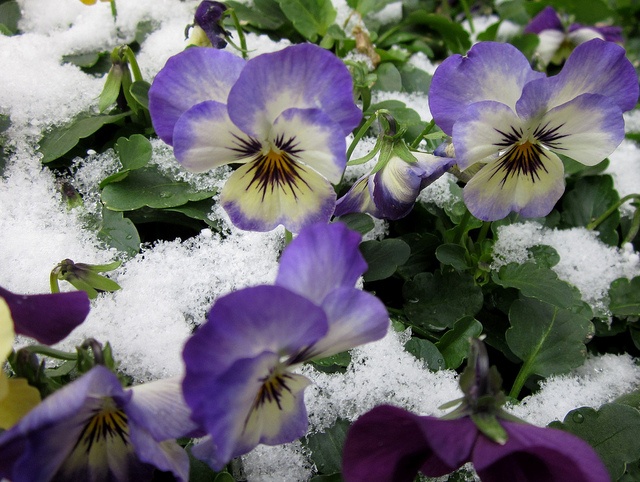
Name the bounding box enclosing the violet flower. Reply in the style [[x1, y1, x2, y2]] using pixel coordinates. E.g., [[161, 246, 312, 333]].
[[0, 287, 90, 429], [182, 222, 389, 470], [186, 1, 229, 49], [0, 365, 199, 482], [149, 44, 362, 232], [342, 340, 610, 482], [429, 39, 638, 221], [524, 6, 623, 67]]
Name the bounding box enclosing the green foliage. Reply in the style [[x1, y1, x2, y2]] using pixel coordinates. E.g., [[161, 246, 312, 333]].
[[550, 403, 640, 481], [274, 0, 336, 42], [0, 1, 19, 35], [304, 419, 350, 476], [609, 277, 640, 318], [360, 238, 411, 281], [435, 316, 483, 369]]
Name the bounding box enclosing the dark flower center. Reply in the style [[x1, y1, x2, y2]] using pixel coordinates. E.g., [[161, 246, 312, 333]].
[[231, 134, 311, 200]]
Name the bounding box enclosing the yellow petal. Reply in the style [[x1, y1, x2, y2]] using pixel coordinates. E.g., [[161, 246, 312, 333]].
[[0, 297, 15, 361], [0, 376, 41, 429]]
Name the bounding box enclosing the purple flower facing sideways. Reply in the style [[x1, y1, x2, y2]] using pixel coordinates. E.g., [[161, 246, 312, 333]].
[[336, 150, 454, 221], [0, 365, 200, 482], [429, 39, 638, 221], [149, 44, 362, 232], [342, 405, 610, 482], [186, 1, 229, 49], [182, 222, 389, 470], [525, 6, 623, 66]]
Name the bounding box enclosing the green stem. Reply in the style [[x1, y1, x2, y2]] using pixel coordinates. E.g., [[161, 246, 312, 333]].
[[50, 270, 60, 294], [21, 345, 78, 361], [459, 0, 474, 34], [346, 110, 387, 161], [453, 209, 472, 245], [587, 193, 640, 230], [509, 361, 533, 399], [109, 0, 117, 20], [409, 119, 435, 149], [228, 9, 248, 59], [122, 46, 143, 82], [476, 221, 491, 246]]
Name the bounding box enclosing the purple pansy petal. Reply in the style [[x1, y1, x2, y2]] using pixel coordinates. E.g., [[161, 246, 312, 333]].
[[334, 175, 381, 218], [269, 108, 347, 184], [194, 1, 228, 48], [372, 156, 424, 220], [524, 6, 563, 34], [276, 222, 367, 305], [172, 100, 251, 172], [463, 149, 565, 221], [473, 420, 610, 482], [148, 48, 245, 145], [417, 152, 456, 189], [309, 287, 389, 359], [535, 93, 625, 166], [128, 430, 189, 482], [429, 42, 545, 134], [452, 100, 523, 169], [187, 352, 311, 470], [592, 25, 624, 43], [227, 44, 362, 138], [0, 287, 90, 346], [220, 158, 337, 232], [545, 39, 639, 113], [182, 285, 328, 379]]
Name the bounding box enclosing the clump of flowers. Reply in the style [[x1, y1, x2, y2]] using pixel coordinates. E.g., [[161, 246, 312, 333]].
[[181, 222, 389, 470], [342, 340, 610, 482], [525, 6, 623, 67], [429, 39, 638, 221], [148, 44, 362, 232]]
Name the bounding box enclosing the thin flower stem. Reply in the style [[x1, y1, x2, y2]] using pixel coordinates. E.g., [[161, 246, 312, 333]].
[[109, 0, 117, 19], [346, 110, 387, 161], [226, 9, 249, 59], [587, 193, 640, 231], [21, 345, 78, 361], [459, 0, 474, 33], [49, 270, 60, 294], [409, 120, 436, 149], [453, 209, 472, 245], [476, 221, 491, 246], [509, 360, 533, 399]]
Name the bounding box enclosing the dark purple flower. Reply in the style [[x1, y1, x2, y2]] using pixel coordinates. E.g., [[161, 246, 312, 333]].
[[342, 404, 611, 482], [182, 222, 389, 470], [187, 1, 229, 49]]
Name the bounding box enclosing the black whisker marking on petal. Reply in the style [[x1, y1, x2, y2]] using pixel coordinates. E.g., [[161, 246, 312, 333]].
[[74, 405, 130, 454], [489, 141, 550, 186], [533, 121, 568, 150]]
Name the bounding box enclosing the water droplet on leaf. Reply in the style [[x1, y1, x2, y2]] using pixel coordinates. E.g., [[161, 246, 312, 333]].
[[572, 412, 585, 424]]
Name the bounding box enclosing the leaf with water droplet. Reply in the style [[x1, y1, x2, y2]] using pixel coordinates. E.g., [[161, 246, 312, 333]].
[[549, 403, 640, 480]]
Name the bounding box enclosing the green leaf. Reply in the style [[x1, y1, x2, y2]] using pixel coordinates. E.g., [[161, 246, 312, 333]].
[[165, 198, 217, 226], [550, 403, 640, 481], [98, 208, 141, 257], [360, 238, 411, 282], [609, 277, 640, 317], [399, 64, 431, 95], [527, 245, 560, 269], [435, 317, 483, 369], [62, 51, 103, 69], [114, 134, 152, 170], [0, 1, 20, 35], [304, 419, 350, 475], [403, 271, 484, 331], [506, 298, 592, 378], [562, 175, 620, 245], [334, 213, 374, 236], [366, 100, 423, 127], [274, 0, 336, 41], [374, 63, 402, 92], [226, 0, 287, 30], [492, 262, 583, 310], [39, 112, 129, 164], [129, 80, 151, 109], [404, 337, 445, 371], [405, 11, 471, 54], [100, 167, 216, 211], [346, 0, 396, 16], [436, 243, 472, 271]]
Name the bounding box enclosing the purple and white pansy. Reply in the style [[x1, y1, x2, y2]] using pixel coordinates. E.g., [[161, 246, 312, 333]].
[[148, 44, 362, 232], [429, 39, 638, 221], [181, 222, 389, 470]]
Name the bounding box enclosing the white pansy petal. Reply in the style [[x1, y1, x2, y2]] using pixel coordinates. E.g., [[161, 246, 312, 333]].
[[453, 101, 524, 169], [173, 101, 253, 172], [534, 29, 566, 66], [536, 93, 625, 166], [464, 149, 565, 221]]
